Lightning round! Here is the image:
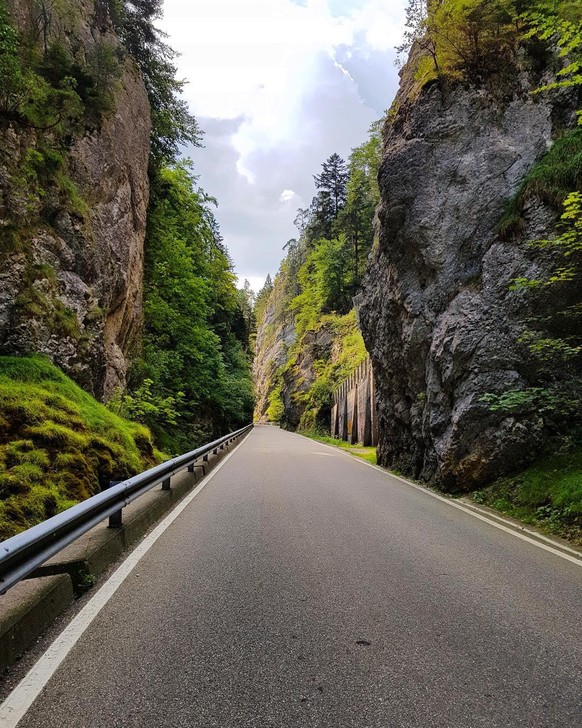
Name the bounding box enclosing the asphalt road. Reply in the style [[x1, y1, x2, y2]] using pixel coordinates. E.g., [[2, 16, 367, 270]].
[[8, 426, 582, 727]]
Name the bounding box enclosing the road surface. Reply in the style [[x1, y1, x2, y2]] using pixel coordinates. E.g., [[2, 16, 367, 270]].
[[3, 426, 582, 727]]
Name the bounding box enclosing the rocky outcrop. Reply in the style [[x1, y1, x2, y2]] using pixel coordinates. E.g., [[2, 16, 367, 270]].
[[359, 58, 579, 490], [253, 277, 364, 431], [0, 0, 150, 399], [253, 295, 295, 422]]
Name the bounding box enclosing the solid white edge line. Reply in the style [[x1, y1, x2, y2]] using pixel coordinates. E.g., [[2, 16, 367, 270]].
[[456, 498, 582, 556], [294, 431, 582, 568], [0, 434, 250, 728]]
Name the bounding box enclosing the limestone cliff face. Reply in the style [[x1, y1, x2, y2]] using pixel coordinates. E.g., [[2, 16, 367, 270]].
[[253, 268, 366, 430], [359, 59, 579, 490], [253, 293, 296, 423], [0, 0, 150, 398]]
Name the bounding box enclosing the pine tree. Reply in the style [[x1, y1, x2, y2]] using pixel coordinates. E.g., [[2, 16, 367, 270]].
[[313, 153, 349, 218]]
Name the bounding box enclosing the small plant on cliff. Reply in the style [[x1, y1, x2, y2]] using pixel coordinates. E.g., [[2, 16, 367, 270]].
[[522, 4, 582, 125]]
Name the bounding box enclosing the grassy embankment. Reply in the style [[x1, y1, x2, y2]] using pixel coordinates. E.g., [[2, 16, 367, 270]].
[[0, 355, 161, 540], [302, 430, 377, 465], [472, 449, 582, 546]]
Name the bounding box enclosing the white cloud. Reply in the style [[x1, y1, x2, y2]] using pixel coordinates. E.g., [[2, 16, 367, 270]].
[[279, 189, 298, 204], [160, 0, 407, 281], [237, 275, 267, 294]]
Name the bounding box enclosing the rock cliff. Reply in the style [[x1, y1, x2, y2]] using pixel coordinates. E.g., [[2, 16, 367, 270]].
[[253, 295, 296, 423], [359, 53, 580, 490], [253, 270, 367, 431], [0, 0, 150, 399]]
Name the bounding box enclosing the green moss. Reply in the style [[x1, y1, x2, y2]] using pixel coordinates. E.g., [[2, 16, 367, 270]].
[[500, 129, 582, 238], [266, 381, 285, 422], [286, 310, 368, 431], [31, 263, 57, 285], [0, 355, 160, 539], [472, 446, 582, 545], [24, 421, 87, 448]]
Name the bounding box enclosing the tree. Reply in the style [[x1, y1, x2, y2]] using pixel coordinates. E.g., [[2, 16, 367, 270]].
[[237, 280, 256, 352], [339, 124, 382, 289], [106, 0, 202, 167], [313, 153, 348, 218], [136, 163, 253, 450], [396, 0, 429, 64]]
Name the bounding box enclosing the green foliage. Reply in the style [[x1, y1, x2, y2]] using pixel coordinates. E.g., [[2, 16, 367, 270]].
[[253, 274, 274, 329], [0, 0, 124, 232], [0, 355, 159, 539], [0, 1, 121, 127], [523, 4, 582, 125], [108, 378, 184, 428], [292, 235, 352, 326], [486, 27, 582, 442], [500, 130, 582, 237], [135, 164, 253, 452], [473, 444, 582, 544], [397, 0, 526, 86], [266, 382, 284, 423], [397, 0, 582, 91], [480, 388, 561, 415]]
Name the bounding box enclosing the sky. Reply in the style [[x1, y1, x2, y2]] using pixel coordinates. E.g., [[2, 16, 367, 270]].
[[160, 0, 407, 293]]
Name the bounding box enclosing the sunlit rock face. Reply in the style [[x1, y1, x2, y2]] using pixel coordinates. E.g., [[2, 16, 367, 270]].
[[359, 56, 579, 490], [0, 0, 150, 399]]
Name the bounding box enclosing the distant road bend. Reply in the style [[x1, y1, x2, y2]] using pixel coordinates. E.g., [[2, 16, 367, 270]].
[[1, 426, 581, 727]]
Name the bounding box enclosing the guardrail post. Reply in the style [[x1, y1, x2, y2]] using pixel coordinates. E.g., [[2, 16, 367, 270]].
[[107, 481, 123, 528], [162, 477, 171, 491]]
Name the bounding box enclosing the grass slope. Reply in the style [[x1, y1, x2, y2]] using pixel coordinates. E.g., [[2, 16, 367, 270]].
[[302, 430, 377, 464], [472, 447, 582, 546], [0, 356, 160, 539]]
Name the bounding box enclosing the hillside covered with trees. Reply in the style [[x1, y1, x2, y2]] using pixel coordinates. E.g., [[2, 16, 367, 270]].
[[0, 0, 253, 535], [253, 125, 381, 432]]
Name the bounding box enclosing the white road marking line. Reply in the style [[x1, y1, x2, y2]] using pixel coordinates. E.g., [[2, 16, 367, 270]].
[[0, 436, 248, 728], [295, 432, 582, 568], [456, 498, 582, 557]]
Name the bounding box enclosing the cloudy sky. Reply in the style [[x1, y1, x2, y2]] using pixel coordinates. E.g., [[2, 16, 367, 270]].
[[161, 0, 407, 292]]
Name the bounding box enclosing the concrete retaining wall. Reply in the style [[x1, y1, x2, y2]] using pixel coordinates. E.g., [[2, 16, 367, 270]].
[[331, 358, 377, 446]]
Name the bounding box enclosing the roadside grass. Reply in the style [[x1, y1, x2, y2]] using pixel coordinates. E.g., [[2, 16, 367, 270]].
[[471, 446, 582, 546], [0, 355, 161, 540], [301, 430, 377, 464]]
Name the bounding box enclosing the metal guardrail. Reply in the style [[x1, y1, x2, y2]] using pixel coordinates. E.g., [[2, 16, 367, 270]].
[[0, 424, 253, 594]]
